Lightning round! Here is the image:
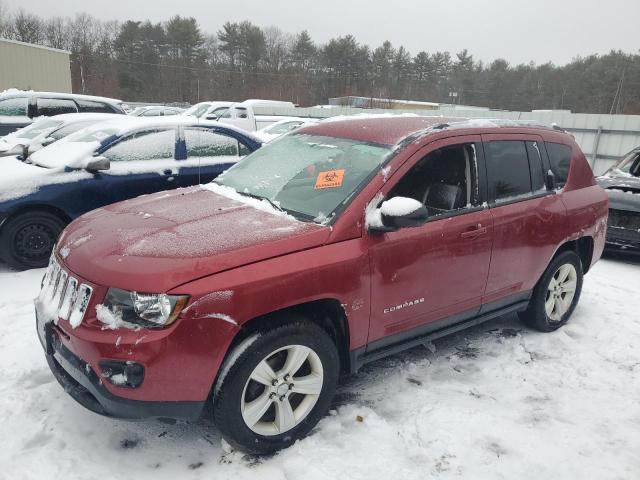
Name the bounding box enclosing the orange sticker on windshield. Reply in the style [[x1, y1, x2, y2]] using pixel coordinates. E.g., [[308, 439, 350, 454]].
[[315, 169, 345, 189]]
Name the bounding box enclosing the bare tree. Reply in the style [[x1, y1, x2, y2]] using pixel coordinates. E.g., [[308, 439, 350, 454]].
[[12, 9, 43, 44]]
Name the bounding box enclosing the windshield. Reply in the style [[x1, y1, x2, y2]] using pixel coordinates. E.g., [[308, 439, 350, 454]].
[[184, 103, 211, 118], [265, 121, 304, 135], [69, 126, 120, 143], [610, 150, 640, 176], [215, 133, 391, 222], [12, 118, 63, 139], [49, 121, 96, 141]]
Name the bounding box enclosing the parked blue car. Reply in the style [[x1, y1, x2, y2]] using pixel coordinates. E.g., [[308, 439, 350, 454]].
[[0, 117, 262, 269]]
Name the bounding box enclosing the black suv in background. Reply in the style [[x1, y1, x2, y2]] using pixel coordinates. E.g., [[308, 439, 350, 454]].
[[597, 147, 640, 252], [0, 91, 125, 136]]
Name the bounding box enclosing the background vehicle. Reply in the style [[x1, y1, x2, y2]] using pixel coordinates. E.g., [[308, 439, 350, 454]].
[[36, 116, 607, 455], [128, 106, 185, 117], [183, 101, 234, 120], [597, 147, 640, 251], [217, 99, 299, 131], [0, 91, 125, 136], [0, 117, 261, 269], [0, 113, 120, 158], [253, 117, 319, 143]]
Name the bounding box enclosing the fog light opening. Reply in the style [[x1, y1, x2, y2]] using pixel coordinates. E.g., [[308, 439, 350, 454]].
[[99, 360, 144, 388]]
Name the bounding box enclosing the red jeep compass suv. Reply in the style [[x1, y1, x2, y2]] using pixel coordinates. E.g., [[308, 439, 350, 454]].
[[35, 116, 608, 453]]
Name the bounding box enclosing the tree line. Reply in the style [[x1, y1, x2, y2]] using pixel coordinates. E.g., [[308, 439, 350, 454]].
[[1, 2, 639, 114]]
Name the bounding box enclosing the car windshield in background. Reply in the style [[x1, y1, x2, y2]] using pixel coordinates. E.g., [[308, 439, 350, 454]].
[[70, 127, 120, 143], [48, 122, 94, 141], [266, 121, 303, 134], [185, 103, 211, 118], [14, 118, 63, 139], [611, 150, 640, 176], [215, 133, 391, 222]]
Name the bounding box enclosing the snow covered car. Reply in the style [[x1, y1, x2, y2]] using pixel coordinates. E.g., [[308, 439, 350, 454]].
[[36, 116, 607, 454], [0, 113, 120, 158], [0, 117, 261, 269], [0, 90, 125, 136], [253, 117, 319, 143], [597, 146, 640, 252]]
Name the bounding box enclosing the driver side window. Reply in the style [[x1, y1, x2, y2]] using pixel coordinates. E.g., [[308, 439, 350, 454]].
[[102, 129, 176, 162], [389, 143, 478, 217]]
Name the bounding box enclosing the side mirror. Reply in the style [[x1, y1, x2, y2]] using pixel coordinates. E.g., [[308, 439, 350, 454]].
[[369, 197, 429, 233], [205, 114, 218, 121], [85, 156, 110, 173], [545, 169, 556, 191]]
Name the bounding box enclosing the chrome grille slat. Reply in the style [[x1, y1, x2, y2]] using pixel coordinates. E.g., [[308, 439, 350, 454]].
[[37, 257, 93, 328]]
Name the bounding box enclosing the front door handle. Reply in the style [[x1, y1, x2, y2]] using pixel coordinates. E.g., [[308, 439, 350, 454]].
[[460, 224, 488, 239]]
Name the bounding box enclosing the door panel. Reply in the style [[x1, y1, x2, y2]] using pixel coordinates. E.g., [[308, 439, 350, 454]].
[[366, 135, 493, 344]]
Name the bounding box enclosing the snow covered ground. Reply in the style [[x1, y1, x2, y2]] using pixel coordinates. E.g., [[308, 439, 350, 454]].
[[0, 255, 639, 480]]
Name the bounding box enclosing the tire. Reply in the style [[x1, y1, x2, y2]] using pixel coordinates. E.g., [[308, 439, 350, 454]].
[[213, 320, 339, 454], [519, 250, 583, 332], [0, 211, 66, 270]]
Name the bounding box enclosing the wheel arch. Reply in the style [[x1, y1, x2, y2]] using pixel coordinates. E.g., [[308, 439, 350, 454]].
[[208, 297, 351, 406], [0, 203, 72, 233], [553, 236, 594, 274]]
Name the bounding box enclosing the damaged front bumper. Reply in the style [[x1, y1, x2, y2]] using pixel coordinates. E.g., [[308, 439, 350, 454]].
[[37, 310, 205, 421]]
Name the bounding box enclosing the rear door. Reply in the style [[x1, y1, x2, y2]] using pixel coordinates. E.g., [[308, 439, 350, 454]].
[[481, 134, 568, 309]]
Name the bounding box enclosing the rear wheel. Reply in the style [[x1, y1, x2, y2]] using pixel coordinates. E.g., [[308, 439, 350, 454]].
[[519, 250, 583, 332], [213, 321, 339, 454], [0, 211, 66, 270]]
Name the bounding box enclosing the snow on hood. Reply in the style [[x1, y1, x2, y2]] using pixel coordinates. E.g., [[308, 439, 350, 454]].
[[57, 186, 330, 292], [28, 139, 100, 169], [0, 156, 92, 202]]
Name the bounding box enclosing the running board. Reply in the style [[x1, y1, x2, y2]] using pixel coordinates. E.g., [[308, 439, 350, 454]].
[[351, 300, 529, 372]]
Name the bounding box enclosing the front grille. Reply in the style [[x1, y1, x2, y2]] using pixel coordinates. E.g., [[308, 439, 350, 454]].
[[608, 209, 640, 231], [38, 256, 93, 327]]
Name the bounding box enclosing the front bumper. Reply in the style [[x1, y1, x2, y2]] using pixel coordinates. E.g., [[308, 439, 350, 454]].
[[39, 315, 206, 420]]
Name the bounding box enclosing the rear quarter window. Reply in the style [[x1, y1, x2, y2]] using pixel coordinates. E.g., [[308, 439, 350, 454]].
[[545, 142, 572, 188], [36, 98, 78, 116]]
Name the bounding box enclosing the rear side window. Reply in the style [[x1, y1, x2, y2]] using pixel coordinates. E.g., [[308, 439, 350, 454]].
[[76, 100, 115, 113], [36, 98, 77, 116], [485, 141, 532, 201], [185, 128, 240, 157], [0, 97, 28, 116], [546, 142, 572, 188]]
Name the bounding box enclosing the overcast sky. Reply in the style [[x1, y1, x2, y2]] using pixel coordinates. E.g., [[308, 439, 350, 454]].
[[3, 0, 639, 65]]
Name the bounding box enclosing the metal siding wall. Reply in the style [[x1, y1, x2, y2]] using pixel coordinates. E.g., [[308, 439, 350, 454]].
[[253, 106, 640, 175], [0, 40, 71, 93]]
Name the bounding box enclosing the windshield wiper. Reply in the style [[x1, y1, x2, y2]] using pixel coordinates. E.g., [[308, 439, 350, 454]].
[[237, 190, 287, 214]]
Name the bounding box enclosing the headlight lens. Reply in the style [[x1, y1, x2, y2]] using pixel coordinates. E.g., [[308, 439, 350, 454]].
[[101, 288, 188, 328]]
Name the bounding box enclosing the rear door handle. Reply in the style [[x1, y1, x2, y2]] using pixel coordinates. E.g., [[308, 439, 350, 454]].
[[163, 169, 173, 175], [460, 224, 488, 239]]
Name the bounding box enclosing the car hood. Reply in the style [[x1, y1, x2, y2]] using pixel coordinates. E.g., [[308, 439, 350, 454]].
[[597, 172, 640, 212], [57, 186, 331, 292]]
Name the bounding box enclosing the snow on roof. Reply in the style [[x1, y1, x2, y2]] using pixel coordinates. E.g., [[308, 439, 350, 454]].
[[0, 37, 71, 54], [0, 89, 123, 105]]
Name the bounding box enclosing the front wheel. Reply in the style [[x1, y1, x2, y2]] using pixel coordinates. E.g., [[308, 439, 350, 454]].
[[519, 250, 583, 332], [213, 321, 339, 454], [0, 211, 66, 270]]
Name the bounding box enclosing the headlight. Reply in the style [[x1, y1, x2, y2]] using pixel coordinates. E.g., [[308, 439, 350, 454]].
[[101, 288, 189, 328]]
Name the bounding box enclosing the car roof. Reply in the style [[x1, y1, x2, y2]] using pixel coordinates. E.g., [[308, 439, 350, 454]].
[[72, 116, 262, 143], [0, 90, 123, 105], [298, 114, 569, 146]]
